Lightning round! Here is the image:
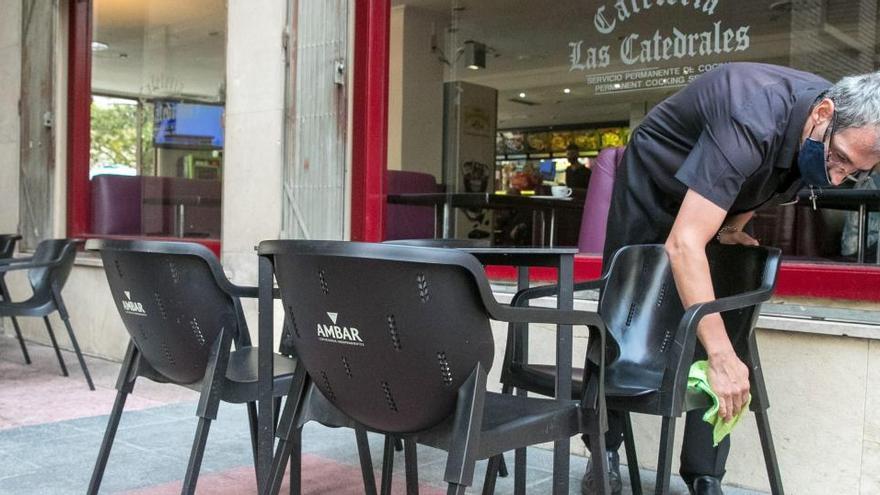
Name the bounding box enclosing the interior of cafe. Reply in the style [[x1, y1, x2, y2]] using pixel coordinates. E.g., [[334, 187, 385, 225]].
[[88, 0, 226, 241], [386, 0, 880, 264]]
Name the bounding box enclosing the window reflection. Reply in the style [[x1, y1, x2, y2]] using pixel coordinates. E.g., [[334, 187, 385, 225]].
[[89, 0, 226, 240], [387, 0, 880, 264]]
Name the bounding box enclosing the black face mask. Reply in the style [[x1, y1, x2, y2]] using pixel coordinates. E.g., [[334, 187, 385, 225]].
[[797, 118, 833, 188]]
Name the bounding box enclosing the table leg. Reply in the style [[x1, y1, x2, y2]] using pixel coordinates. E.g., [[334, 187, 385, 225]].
[[433, 205, 441, 239], [175, 204, 186, 238], [515, 266, 530, 494], [257, 255, 276, 491], [553, 254, 574, 495], [549, 209, 557, 248], [858, 204, 867, 264], [443, 201, 453, 239], [539, 211, 547, 247]]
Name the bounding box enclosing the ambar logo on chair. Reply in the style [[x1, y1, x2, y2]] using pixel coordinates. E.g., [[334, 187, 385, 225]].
[[120, 290, 147, 317], [316, 311, 364, 346]]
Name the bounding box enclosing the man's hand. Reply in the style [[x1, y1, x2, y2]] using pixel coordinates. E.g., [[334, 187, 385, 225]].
[[707, 349, 751, 422], [718, 230, 759, 246]]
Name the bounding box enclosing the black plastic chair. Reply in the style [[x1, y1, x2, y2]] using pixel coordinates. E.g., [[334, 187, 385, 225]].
[[0, 234, 28, 363], [258, 240, 614, 495], [0, 238, 94, 390], [84, 239, 368, 495], [492, 244, 784, 495]]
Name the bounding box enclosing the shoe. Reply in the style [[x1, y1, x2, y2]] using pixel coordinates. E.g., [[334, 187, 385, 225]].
[[581, 449, 622, 495], [687, 475, 724, 495]]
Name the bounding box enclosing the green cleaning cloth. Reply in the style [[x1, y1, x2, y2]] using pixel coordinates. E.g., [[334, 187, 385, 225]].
[[687, 360, 751, 446]]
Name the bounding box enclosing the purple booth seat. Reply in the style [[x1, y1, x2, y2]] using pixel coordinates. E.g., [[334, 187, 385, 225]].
[[384, 170, 442, 240], [91, 175, 144, 235], [91, 175, 222, 238], [578, 147, 625, 254]]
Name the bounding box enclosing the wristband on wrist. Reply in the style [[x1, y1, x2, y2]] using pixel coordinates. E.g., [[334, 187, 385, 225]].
[[716, 225, 738, 242]]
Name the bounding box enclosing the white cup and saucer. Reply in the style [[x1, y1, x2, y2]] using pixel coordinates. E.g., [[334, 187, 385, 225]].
[[550, 185, 572, 198]]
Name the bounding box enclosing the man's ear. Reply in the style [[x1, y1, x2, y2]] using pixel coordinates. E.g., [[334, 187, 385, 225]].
[[812, 97, 836, 125]]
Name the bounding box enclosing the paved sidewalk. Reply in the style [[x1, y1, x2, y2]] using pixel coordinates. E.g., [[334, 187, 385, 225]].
[[0, 336, 766, 494]]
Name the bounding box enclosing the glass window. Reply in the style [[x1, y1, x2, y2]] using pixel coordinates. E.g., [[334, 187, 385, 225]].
[[387, 0, 880, 264], [90, 0, 226, 240]]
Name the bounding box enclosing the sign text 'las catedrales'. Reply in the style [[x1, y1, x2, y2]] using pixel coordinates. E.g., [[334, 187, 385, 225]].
[[569, 0, 750, 74]]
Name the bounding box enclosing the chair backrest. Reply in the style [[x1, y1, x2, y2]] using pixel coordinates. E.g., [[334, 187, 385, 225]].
[[0, 234, 21, 260], [28, 239, 78, 300], [385, 170, 441, 240], [599, 244, 776, 385], [578, 147, 625, 253], [90, 239, 242, 385], [263, 240, 495, 433]]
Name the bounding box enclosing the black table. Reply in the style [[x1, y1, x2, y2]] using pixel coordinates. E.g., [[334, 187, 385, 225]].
[[255, 242, 580, 495], [796, 188, 880, 263], [386, 192, 583, 247]]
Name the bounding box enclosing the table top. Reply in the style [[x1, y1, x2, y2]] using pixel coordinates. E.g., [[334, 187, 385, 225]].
[[796, 188, 880, 211], [384, 239, 578, 266], [387, 192, 584, 211]]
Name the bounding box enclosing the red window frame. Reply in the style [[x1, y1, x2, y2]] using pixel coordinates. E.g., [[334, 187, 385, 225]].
[[67, 0, 220, 257], [348, 0, 880, 302]]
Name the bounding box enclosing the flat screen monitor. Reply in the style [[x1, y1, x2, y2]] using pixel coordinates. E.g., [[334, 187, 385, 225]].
[[154, 101, 224, 148]]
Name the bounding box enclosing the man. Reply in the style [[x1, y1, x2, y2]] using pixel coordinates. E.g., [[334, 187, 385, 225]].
[[565, 143, 592, 190], [582, 63, 880, 495]]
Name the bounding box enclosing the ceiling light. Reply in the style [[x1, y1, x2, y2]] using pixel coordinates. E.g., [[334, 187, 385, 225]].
[[563, 88, 571, 94], [91, 41, 109, 52], [464, 41, 486, 70], [519, 92, 526, 98]]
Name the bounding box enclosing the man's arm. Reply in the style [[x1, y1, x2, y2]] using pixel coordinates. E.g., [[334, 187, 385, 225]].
[[718, 211, 759, 246], [665, 189, 751, 422]]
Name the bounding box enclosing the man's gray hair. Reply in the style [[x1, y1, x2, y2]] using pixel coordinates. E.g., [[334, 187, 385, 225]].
[[826, 71, 880, 146]]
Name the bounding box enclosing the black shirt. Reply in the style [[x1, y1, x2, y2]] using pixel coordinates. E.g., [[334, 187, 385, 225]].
[[603, 63, 831, 261], [566, 164, 591, 190]]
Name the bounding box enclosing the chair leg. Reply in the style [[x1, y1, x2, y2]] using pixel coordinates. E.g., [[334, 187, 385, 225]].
[[443, 365, 487, 491], [404, 438, 419, 495], [87, 389, 129, 495], [497, 455, 509, 478], [755, 409, 784, 495], [266, 366, 309, 495], [514, 386, 528, 495], [59, 312, 95, 390], [623, 412, 643, 495], [0, 279, 29, 364], [654, 417, 676, 495], [355, 428, 378, 495], [381, 435, 396, 495], [492, 383, 511, 479], [395, 437, 404, 452], [247, 401, 259, 469], [481, 456, 501, 495], [182, 328, 231, 495], [9, 316, 30, 364], [446, 483, 466, 495], [289, 427, 303, 495], [274, 396, 283, 430], [43, 316, 68, 377], [181, 417, 213, 495]]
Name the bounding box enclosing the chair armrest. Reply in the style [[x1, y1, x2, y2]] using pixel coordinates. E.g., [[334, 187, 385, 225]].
[[486, 302, 606, 328], [679, 287, 773, 335], [224, 283, 260, 298], [219, 282, 282, 300], [509, 277, 605, 307], [0, 256, 34, 266], [0, 259, 58, 273]]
